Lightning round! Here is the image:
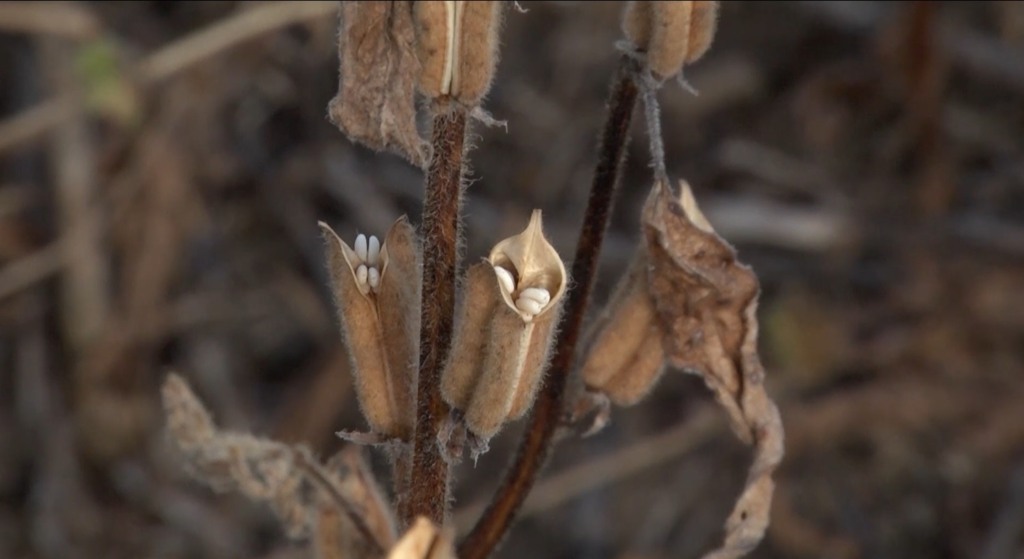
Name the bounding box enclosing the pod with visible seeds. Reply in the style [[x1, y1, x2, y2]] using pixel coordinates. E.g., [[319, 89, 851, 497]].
[[321, 217, 421, 439], [413, 1, 503, 106], [621, 1, 720, 81], [441, 210, 566, 443]]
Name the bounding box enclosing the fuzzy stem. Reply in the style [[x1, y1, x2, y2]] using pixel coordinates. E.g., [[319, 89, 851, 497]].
[[406, 104, 468, 525], [459, 56, 639, 559]]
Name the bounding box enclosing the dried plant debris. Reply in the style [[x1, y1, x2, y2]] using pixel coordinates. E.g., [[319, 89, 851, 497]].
[[643, 180, 784, 558], [161, 374, 396, 553], [330, 1, 428, 167], [387, 517, 456, 559], [622, 1, 720, 81], [581, 180, 783, 557], [413, 1, 504, 106], [320, 218, 421, 441], [442, 210, 566, 452]]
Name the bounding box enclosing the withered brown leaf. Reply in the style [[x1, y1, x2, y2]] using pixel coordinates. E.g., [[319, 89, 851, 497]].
[[642, 180, 784, 559], [329, 2, 427, 167]]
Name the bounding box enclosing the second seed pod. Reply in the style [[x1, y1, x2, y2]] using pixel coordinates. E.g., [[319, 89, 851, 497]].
[[321, 217, 421, 440], [441, 211, 566, 443]]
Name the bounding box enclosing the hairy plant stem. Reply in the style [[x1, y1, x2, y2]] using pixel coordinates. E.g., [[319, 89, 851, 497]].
[[459, 56, 639, 559], [406, 103, 468, 526]]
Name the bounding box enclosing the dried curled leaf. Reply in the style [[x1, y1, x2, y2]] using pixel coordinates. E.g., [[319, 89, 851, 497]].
[[641, 180, 784, 559], [161, 374, 396, 551], [330, 1, 427, 167]]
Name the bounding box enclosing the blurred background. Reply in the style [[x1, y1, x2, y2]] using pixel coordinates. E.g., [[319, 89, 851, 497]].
[[1, 1, 1023, 558]]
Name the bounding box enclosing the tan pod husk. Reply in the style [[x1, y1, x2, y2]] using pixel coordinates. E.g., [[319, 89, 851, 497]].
[[622, 1, 654, 48], [321, 218, 421, 439], [452, 1, 502, 105], [580, 254, 659, 392], [441, 262, 501, 411], [464, 310, 535, 439], [623, 1, 720, 80], [375, 217, 422, 436], [507, 308, 560, 419], [601, 324, 666, 406], [440, 210, 566, 442], [685, 0, 719, 65], [647, 1, 693, 80], [412, 1, 503, 105], [412, 1, 449, 98], [330, 1, 426, 166]]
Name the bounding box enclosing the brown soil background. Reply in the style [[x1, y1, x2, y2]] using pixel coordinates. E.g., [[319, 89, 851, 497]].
[[1, 2, 1023, 558]]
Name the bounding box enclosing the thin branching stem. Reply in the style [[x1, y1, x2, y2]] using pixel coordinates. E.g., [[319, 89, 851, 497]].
[[406, 103, 468, 525], [459, 56, 639, 559]]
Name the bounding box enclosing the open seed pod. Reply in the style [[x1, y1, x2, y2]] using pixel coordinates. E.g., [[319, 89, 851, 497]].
[[441, 211, 567, 448], [321, 218, 421, 440], [488, 210, 567, 323]]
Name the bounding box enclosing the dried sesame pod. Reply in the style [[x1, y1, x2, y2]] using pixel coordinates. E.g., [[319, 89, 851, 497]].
[[648, 1, 693, 80], [581, 181, 716, 405], [412, 1, 449, 98], [451, 1, 503, 105], [330, 1, 426, 166], [507, 305, 561, 419], [465, 309, 534, 439], [600, 324, 666, 405], [489, 210, 567, 321], [622, 1, 654, 50], [320, 218, 421, 439], [412, 0, 503, 105], [441, 262, 500, 410], [685, 0, 719, 65], [623, 1, 720, 81], [580, 254, 659, 392], [442, 211, 567, 442], [374, 217, 421, 437]]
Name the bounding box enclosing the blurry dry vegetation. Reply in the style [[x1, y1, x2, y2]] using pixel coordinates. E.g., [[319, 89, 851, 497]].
[[1, 1, 1023, 558]]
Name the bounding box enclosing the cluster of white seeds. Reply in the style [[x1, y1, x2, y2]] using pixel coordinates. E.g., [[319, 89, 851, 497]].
[[353, 234, 382, 293], [494, 266, 551, 319]]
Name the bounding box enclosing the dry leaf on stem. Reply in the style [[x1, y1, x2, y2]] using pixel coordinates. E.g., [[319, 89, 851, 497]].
[[161, 374, 395, 554], [641, 180, 784, 559]]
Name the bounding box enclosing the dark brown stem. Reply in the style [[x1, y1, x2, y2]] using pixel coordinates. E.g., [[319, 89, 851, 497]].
[[459, 57, 639, 559], [406, 104, 468, 525]]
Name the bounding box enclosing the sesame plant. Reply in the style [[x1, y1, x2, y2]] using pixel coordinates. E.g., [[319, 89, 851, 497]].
[[161, 2, 783, 558]]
